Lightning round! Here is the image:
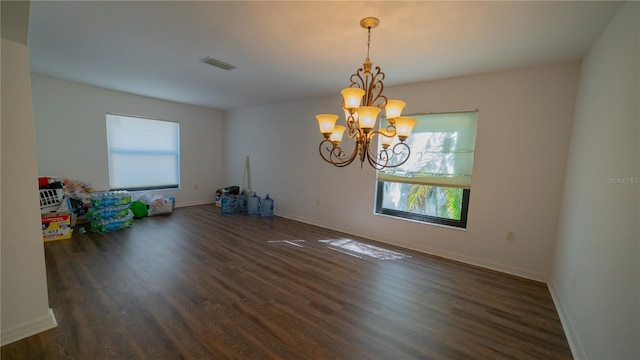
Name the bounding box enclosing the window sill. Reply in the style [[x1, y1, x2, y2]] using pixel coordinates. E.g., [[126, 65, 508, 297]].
[[373, 211, 468, 231]]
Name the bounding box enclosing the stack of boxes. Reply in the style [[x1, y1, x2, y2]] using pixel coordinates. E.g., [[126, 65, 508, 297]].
[[88, 191, 133, 233], [42, 212, 73, 241]]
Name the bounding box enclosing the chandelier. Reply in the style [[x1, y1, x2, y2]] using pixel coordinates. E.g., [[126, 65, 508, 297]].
[[315, 17, 417, 170]]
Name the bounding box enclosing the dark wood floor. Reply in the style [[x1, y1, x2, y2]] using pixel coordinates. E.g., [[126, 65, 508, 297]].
[[2, 204, 572, 359]]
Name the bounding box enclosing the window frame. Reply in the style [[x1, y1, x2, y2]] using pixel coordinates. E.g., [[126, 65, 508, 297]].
[[375, 183, 470, 228], [373, 110, 477, 229], [106, 113, 181, 191]]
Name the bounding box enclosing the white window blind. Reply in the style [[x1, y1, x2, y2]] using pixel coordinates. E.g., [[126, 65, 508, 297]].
[[106, 114, 180, 190], [377, 111, 478, 189]]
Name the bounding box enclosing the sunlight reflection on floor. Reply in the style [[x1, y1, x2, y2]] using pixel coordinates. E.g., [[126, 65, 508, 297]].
[[320, 239, 410, 260]]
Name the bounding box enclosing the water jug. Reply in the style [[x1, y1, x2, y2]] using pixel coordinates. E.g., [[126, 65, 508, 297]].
[[260, 194, 274, 218], [221, 191, 234, 214], [247, 192, 261, 215], [236, 191, 248, 213]]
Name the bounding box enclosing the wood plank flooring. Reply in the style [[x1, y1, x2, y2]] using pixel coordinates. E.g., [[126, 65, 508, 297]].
[[2, 204, 572, 359]]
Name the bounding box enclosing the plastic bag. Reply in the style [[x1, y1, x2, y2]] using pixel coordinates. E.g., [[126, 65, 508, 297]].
[[147, 196, 173, 216]]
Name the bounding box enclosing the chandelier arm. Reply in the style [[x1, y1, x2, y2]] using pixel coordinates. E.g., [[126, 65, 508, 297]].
[[319, 140, 344, 164], [360, 132, 386, 170], [348, 67, 387, 108], [366, 66, 387, 108], [383, 142, 412, 169], [350, 69, 366, 90], [369, 126, 397, 138], [331, 143, 359, 167], [346, 124, 359, 139], [385, 123, 397, 134], [366, 147, 391, 170], [318, 139, 358, 167], [346, 112, 357, 130], [340, 111, 359, 139], [363, 73, 372, 105]]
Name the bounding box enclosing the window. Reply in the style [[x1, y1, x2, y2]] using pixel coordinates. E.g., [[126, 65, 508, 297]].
[[375, 111, 478, 228], [106, 113, 180, 191]]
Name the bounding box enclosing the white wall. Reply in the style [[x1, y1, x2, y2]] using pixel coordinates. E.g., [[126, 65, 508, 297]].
[[1, 1, 57, 345], [551, 3, 639, 359], [31, 75, 225, 207], [224, 62, 580, 281]]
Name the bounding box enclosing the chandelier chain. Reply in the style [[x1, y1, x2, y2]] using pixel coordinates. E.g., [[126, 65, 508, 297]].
[[366, 26, 371, 62]]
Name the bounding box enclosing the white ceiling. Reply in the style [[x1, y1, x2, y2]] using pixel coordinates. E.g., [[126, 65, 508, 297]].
[[28, 1, 622, 110]]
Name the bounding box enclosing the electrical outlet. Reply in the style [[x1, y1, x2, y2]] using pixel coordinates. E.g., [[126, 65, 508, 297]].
[[506, 231, 515, 241]]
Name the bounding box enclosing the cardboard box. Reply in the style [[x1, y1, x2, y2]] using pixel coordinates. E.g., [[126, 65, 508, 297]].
[[42, 212, 72, 242]]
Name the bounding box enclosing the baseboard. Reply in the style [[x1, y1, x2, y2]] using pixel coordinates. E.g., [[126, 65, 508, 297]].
[[1, 308, 57, 346], [391, 240, 547, 282], [175, 199, 215, 208], [277, 212, 547, 282], [548, 284, 584, 359]]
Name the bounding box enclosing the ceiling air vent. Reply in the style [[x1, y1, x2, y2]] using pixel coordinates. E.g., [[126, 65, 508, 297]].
[[199, 56, 237, 71]]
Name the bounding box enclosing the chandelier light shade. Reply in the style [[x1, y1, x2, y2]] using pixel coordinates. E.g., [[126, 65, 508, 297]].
[[378, 129, 395, 148], [385, 100, 406, 120], [315, 17, 417, 170], [316, 114, 339, 136], [356, 106, 380, 131], [329, 125, 347, 143], [341, 88, 366, 108], [394, 116, 418, 141]]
